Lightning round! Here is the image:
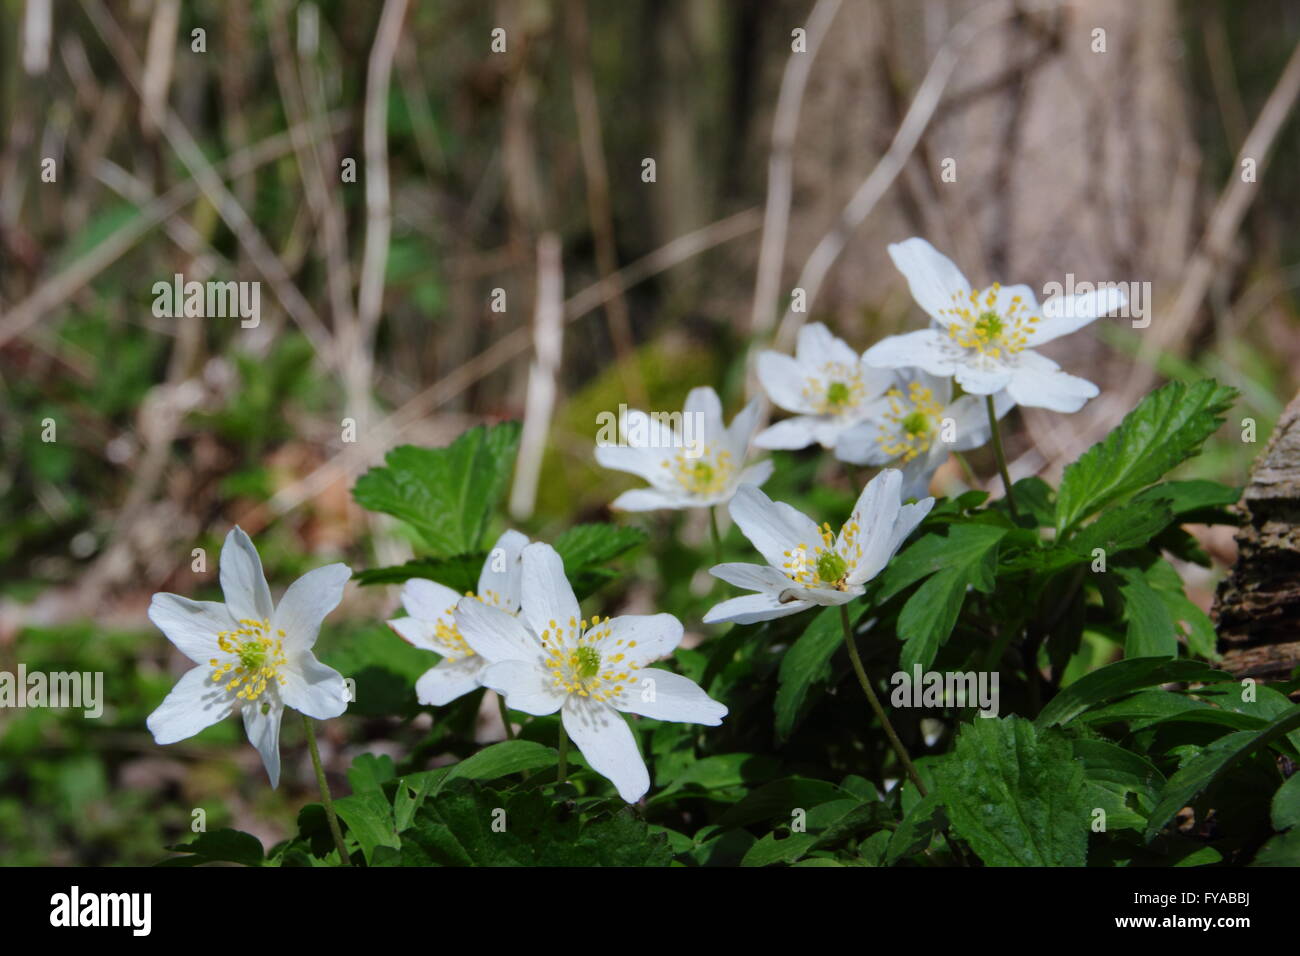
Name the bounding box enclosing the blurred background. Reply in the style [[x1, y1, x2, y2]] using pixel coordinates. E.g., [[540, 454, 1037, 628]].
[[1, 0, 1297, 863]]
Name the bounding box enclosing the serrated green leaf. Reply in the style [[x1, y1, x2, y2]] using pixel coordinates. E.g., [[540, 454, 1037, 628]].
[[774, 606, 842, 740], [1271, 773, 1300, 831], [553, 523, 648, 599], [433, 740, 558, 794], [1056, 380, 1236, 533], [1144, 705, 1300, 840], [1037, 657, 1223, 727], [160, 828, 265, 867], [353, 554, 485, 590], [935, 716, 1089, 866], [890, 526, 1004, 671], [352, 422, 521, 556], [877, 524, 1008, 602], [1117, 565, 1178, 658]]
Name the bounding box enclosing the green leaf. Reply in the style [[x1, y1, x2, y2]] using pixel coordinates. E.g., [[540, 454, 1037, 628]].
[[553, 523, 648, 599], [877, 524, 1009, 602], [1036, 657, 1222, 728], [1252, 828, 1300, 865], [1132, 480, 1241, 520], [433, 740, 558, 793], [774, 606, 842, 740], [1117, 565, 1178, 658], [1144, 705, 1300, 840], [401, 780, 672, 866], [1055, 380, 1236, 533], [740, 832, 820, 867], [347, 753, 397, 793], [935, 716, 1089, 866], [160, 828, 265, 867], [651, 753, 777, 804], [1271, 773, 1300, 831], [1066, 502, 1175, 558], [333, 789, 399, 863], [885, 792, 943, 864], [888, 526, 1005, 671], [352, 554, 485, 590], [352, 422, 522, 556], [719, 777, 853, 827]]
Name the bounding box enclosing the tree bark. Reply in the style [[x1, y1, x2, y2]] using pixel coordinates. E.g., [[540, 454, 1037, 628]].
[[1213, 389, 1300, 680]]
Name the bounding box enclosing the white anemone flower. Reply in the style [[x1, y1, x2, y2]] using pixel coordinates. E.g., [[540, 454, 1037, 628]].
[[862, 237, 1126, 413], [834, 370, 1015, 500], [594, 386, 773, 511], [146, 527, 351, 787], [454, 542, 727, 803], [387, 529, 529, 706], [703, 469, 933, 625], [754, 322, 895, 450]]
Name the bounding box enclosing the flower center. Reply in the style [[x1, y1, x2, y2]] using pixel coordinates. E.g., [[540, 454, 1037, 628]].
[[662, 443, 734, 497], [816, 550, 848, 584], [876, 383, 942, 463], [781, 520, 862, 591], [802, 363, 867, 416], [211, 619, 287, 702], [939, 283, 1041, 359], [540, 615, 636, 703]]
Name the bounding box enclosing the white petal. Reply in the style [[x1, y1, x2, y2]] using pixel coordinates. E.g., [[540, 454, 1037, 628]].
[[243, 701, 285, 789], [725, 397, 764, 456], [843, 468, 905, 584], [887, 497, 936, 557], [887, 238, 972, 323], [608, 487, 690, 512], [702, 591, 813, 625], [477, 529, 529, 609], [594, 441, 662, 483], [1034, 285, 1126, 346], [727, 484, 823, 571], [614, 669, 727, 725], [684, 386, 726, 441], [709, 561, 794, 593], [1006, 351, 1099, 413], [280, 652, 349, 720], [220, 527, 273, 622], [455, 597, 540, 664], [797, 322, 859, 369], [480, 659, 565, 716], [146, 666, 234, 745], [272, 563, 350, 654], [400, 577, 460, 623], [387, 615, 443, 654], [834, 422, 894, 466], [148, 593, 233, 664], [943, 391, 1010, 454], [898, 454, 940, 501], [754, 417, 819, 450], [415, 658, 485, 706], [596, 613, 683, 663], [757, 351, 816, 414], [519, 543, 582, 640], [561, 696, 649, 803], [953, 361, 1013, 395], [735, 459, 774, 491], [862, 330, 957, 376]]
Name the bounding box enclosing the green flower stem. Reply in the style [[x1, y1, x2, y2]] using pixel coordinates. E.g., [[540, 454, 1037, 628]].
[[302, 715, 350, 866], [985, 394, 1019, 520], [497, 693, 515, 740], [556, 721, 569, 787], [839, 604, 927, 797], [708, 506, 723, 565]]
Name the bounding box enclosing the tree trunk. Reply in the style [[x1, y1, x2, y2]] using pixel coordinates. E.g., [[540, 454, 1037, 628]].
[[1213, 389, 1300, 681]]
